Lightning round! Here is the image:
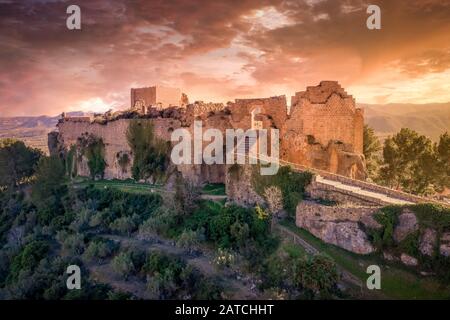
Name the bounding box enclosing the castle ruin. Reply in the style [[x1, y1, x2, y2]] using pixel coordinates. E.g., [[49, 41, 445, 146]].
[[49, 81, 367, 186]]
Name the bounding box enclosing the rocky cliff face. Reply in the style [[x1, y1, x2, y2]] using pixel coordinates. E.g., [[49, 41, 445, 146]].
[[296, 201, 379, 254], [225, 164, 264, 207], [295, 199, 450, 272]]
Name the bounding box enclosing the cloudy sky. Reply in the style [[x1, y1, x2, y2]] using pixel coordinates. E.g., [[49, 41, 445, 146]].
[[1, 0, 450, 116]]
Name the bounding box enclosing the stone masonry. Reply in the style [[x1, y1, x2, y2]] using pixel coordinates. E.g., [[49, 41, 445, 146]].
[[50, 81, 366, 184]]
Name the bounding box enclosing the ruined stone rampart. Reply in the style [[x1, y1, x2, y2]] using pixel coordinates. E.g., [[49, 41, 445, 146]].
[[56, 118, 181, 179], [51, 81, 368, 185]]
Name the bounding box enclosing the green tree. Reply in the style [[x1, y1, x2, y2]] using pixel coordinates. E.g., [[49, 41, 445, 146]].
[[79, 135, 106, 179], [111, 251, 135, 280], [380, 128, 437, 195], [31, 156, 67, 223], [435, 132, 450, 191], [0, 139, 42, 189], [363, 125, 382, 179], [292, 254, 338, 299], [126, 120, 170, 181]]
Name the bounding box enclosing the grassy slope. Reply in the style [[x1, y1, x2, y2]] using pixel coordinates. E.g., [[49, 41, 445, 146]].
[[71, 178, 449, 299], [280, 220, 450, 300], [201, 183, 226, 196], [74, 178, 166, 195]]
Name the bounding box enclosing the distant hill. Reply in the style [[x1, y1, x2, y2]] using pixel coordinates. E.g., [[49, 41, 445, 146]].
[[0, 112, 87, 153], [360, 102, 450, 141]]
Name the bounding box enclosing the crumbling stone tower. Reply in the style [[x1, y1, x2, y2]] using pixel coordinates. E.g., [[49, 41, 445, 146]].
[[281, 81, 366, 179], [290, 81, 363, 154], [131, 86, 183, 110]]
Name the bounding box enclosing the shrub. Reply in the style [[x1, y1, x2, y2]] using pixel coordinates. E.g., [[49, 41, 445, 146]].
[[77, 186, 162, 222], [78, 135, 106, 179], [57, 231, 85, 255], [109, 215, 138, 236], [176, 229, 200, 252], [111, 251, 135, 280], [84, 239, 119, 262], [366, 206, 402, 250], [8, 240, 50, 283], [69, 208, 94, 233], [138, 205, 180, 239], [264, 186, 283, 215], [143, 251, 222, 300], [213, 248, 236, 268], [292, 254, 339, 299]]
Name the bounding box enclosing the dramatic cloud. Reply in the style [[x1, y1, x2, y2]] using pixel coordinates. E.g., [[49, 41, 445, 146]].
[[0, 0, 449, 116]]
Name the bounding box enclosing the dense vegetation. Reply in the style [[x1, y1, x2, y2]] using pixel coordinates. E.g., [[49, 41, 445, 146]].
[[0, 139, 344, 300], [0, 139, 42, 190], [364, 126, 449, 195], [126, 120, 170, 182], [65, 145, 78, 179], [260, 249, 340, 299]]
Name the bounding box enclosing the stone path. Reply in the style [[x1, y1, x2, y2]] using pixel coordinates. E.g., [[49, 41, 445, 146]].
[[315, 175, 414, 205]]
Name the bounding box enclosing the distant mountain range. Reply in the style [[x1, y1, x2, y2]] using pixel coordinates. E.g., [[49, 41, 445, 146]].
[[0, 112, 87, 153], [360, 102, 450, 141], [1, 103, 449, 153]]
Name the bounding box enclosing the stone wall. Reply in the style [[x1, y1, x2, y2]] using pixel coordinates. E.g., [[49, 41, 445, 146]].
[[53, 81, 368, 186], [306, 180, 388, 207], [56, 118, 181, 180], [229, 96, 288, 130], [309, 168, 446, 206]]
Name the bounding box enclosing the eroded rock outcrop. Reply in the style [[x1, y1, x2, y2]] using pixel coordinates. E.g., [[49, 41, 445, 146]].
[[419, 228, 437, 256], [400, 253, 418, 266], [393, 210, 418, 243], [296, 201, 380, 254], [440, 233, 450, 257], [225, 164, 264, 207]]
